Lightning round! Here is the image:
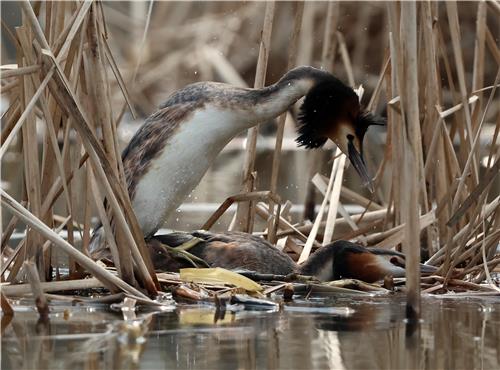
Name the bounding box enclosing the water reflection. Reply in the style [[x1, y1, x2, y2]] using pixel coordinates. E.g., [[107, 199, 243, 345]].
[[2, 296, 500, 369]]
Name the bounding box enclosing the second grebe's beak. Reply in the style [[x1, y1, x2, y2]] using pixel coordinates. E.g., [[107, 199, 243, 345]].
[[418, 264, 438, 275], [387, 254, 438, 275], [347, 136, 374, 193]]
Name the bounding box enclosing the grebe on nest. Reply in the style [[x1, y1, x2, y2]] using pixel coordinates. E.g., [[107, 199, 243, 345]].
[[149, 231, 437, 283], [89, 66, 383, 254]]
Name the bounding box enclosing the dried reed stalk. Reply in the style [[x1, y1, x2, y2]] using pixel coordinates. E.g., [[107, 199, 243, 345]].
[[298, 148, 341, 264], [40, 10, 157, 292], [312, 173, 366, 244], [24, 261, 49, 319], [445, 2, 479, 185], [234, 1, 275, 232], [400, 1, 422, 318], [2, 215, 70, 280], [1, 184, 148, 300], [0, 293, 14, 316], [267, 2, 304, 244], [0, 202, 23, 251], [0, 1, 160, 297], [202, 191, 280, 231], [323, 155, 347, 244], [1, 1, 498, 302], [1, 277, 104, 297], [255, 202, 314, 246]]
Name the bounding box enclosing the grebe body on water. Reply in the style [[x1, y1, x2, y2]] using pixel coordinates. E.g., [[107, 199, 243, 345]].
[[149, 231, 437, 283], [90, 66, 383, 254]]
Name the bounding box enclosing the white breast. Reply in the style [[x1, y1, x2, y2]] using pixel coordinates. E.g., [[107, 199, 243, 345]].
[[131, 106, 247, 237]]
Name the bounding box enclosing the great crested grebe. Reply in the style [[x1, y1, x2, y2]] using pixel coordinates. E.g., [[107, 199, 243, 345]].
[[89, 66, 383, 254], [148, 231, 437, 283]]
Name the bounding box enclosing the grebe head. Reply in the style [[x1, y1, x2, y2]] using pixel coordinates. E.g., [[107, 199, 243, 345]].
[[301, 240, 437, 283], [295, 75, 385, 192]]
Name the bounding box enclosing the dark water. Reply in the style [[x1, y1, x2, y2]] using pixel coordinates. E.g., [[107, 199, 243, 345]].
[[2, 295, 500, 370]]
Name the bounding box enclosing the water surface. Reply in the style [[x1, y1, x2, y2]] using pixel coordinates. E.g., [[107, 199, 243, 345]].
[[2, 295, 500, 369]]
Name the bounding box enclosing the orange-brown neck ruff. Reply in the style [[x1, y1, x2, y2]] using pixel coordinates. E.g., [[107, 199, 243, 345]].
[[344, 252, 392, 283]]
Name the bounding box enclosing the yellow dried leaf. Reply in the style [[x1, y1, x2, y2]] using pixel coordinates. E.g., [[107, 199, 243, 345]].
[[180, 268, 262, 292]]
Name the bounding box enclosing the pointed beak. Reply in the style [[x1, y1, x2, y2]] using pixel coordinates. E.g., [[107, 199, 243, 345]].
[[347, 140, 374, 192], [419, 263, 438, 275]]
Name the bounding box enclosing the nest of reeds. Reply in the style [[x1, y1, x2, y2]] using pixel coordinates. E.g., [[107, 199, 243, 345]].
[[1, 2, 499, 316]]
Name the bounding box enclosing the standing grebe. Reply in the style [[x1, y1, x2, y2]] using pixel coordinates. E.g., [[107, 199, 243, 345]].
[[90, 66, 383, 254], [149, 231, 437, 283]]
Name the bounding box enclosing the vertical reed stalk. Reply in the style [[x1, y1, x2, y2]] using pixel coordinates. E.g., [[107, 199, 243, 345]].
[[298, 148, 341, 264], [400, 1, 421, 319], [234, 1, 275, 232], [267, 1, 304, 243], [24, 261, 49, 319]]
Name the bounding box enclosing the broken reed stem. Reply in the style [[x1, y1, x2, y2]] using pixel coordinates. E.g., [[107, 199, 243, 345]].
[[0, 189, 149, 300], [0, 67, 54, 159], [323, 155, 347, 245], [42, 51, 158, 294], [255, 202, 314, 246], [276, 208, 389, 239], [25, 1, 157, 293], [2, 215, 70, 280], [0, 293, 14, 316], [298, 148, 341, 264], [341, 185, 384, 211], [234, 1, 275, 232], [1, 277, 104, 297], [24, 261, 49, 319], [375, 211, 435, 249], [2, 1, 498, 297], [0, 202, 25, 251], [202, 191, 280, 231], [0, 64, 41, 78]]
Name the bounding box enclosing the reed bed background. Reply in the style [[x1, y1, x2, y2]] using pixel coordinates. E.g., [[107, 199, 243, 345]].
[[1, 1, 499, 312]]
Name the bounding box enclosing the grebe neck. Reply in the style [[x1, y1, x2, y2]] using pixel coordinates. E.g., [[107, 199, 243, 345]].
[[247, 79, 312, 124], [243, 66, 330, 125], [299, 244, 337, 281]]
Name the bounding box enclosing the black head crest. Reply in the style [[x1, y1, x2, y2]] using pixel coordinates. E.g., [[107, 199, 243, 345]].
[[295, 77, 358, 149], [354, 111, 386, 143]]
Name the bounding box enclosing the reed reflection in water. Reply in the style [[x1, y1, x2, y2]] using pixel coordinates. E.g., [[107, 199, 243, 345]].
[[2, 296, 500, 370]]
